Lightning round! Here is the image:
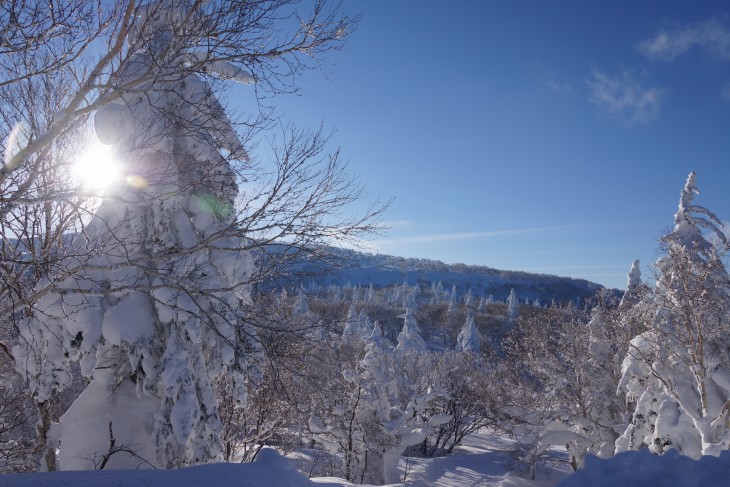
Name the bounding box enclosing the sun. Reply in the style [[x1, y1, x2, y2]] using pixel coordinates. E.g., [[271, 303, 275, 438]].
[[73, 142, 122, 190]]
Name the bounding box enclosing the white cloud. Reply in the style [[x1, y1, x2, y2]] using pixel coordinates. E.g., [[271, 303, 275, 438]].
[[638, 19, 730, 62], [587, 69, 664, 126]]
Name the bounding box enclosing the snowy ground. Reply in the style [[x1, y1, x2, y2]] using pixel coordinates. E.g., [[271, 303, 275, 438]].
[[2, 430, 729, 487], [393, 434, 569, 487], [0, 431, 569, 487], [305, 432, 569, 487]]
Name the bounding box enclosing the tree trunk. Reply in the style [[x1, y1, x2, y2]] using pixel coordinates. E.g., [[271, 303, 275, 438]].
[[37, 400, 56, 471]]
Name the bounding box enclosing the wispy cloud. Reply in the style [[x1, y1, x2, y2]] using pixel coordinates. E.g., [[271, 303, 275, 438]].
[[372, 226, 566, 249], [638, 19, 730, 62], [587, 69, 664, 126], [519, 264, 635, 271]]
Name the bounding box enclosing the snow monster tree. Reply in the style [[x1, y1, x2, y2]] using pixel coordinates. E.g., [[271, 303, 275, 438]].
[[16, 3, 260, 470]]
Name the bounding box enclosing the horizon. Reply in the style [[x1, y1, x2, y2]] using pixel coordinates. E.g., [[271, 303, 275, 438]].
[[235, 1, 730, 290]]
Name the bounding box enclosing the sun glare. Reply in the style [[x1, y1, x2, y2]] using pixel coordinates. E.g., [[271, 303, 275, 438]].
[[73, 142, 122, 190]]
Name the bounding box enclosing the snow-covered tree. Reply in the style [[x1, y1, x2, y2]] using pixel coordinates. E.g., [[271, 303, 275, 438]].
[[342, 303, 360, 342], [7, 0, 380, 471], [463, 289, 473, 308], [418, 351, 495, 457], [292, 289, 312, 318], [342, 304, 373, 343], [0, 57, 103, 472], [455, 315, 480, 354], [507, 288, 519, 323], [219, 293, 322, 463], [395, 300, 427, 354], [447, 285, 457, 315], [0, 347, 36, 472], [14, 6, 263, 468], [364, 284, 375, 303], [477, 295, 485, 313], [583, 296, 628, 458], [310, 328, 439, 484], [501, 299, 630, 472], [618, 172, 730, 458], [620, 260, 643, 308]]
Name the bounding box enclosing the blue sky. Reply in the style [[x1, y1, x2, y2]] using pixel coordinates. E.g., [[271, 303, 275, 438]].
[[253, 1, 730, 289]]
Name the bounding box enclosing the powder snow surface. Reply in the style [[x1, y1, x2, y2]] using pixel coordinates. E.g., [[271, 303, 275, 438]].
[[3, 433, 729, 487], [556, 449, 730, 487], [0, 449, 330, 487]]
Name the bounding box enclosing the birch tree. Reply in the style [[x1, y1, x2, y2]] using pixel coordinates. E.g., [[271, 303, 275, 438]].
[[618, 172, 730, 458]]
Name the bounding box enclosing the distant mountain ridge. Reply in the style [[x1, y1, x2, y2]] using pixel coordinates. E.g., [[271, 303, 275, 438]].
[[302, 248, 613, 305]]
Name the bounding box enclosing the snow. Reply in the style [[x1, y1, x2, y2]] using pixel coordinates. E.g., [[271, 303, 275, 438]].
[[6, 429, 730, 487], [2, 448, 317, 487], [58, 374, 160, 470], [100, 292, 155, 346], [557, 449, 730, 487]]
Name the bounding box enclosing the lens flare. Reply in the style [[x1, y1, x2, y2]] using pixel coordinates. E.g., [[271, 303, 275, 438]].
[[125, 174, 148, 189]]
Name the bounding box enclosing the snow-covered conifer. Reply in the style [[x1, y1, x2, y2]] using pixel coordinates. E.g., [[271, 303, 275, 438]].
[[447, 285, 457, 314], [369, 321, 390, 350], [507, 289, 519, 322], [292, 289, 312, 317], [619, 260, 643, 309], [477, 295, 485, 313], [455, 315, 480, 354], [463, 289, 473, 308], [395, 301, 427, 354], [342, 303, 360, 342], [364, 284, 375, 303]]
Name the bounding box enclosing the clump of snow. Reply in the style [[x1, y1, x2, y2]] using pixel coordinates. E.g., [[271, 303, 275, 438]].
[[100, 292, 155, 346]]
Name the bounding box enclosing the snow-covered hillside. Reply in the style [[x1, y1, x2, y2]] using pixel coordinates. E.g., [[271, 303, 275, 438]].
[[287, 248, 609, 305]]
